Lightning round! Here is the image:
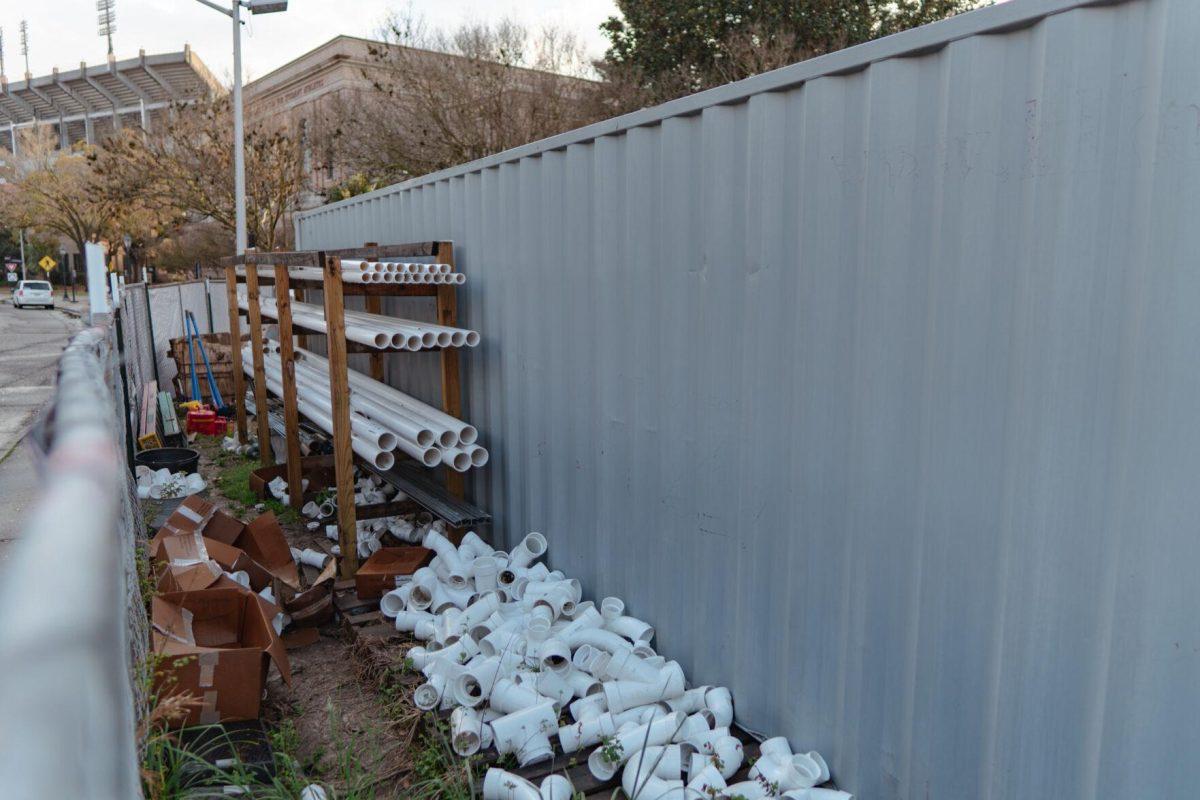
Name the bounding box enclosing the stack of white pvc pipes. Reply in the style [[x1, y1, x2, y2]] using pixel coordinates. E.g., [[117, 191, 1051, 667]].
[[243, 341, 489, 472], [237, 291, 480, 351], [246, 348, 398, 471], [236, 261, 465, 286], [382, 529, 848, 800]]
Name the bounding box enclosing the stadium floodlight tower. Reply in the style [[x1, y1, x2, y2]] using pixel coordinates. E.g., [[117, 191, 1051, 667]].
[[190, 0, 288, 256], [98, 0, 116, 55]]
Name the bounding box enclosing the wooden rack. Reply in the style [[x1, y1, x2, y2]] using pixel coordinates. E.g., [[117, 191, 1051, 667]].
[[226, 241, 475, 578]]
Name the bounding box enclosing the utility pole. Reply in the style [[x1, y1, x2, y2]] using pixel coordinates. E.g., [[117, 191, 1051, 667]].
[[1, 28, 7, 77]]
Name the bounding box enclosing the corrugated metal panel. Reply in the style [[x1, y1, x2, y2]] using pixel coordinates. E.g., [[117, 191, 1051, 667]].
[[294, 1, 1200, 796]]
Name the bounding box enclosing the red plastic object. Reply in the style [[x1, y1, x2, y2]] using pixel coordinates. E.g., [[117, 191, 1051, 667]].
[[186, 408, 218, 435]]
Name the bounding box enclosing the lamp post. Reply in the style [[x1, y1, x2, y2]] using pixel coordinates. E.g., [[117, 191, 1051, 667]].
[[190, 0, 288, 256]]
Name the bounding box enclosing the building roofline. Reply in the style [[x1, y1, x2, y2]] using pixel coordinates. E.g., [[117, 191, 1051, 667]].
[[299, 0, 1120, 219]]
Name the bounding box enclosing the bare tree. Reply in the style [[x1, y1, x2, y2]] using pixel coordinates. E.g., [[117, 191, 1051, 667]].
[[97, 97, 307, 251], [0, 124, 175, 261], [326, 14, 613, 184]]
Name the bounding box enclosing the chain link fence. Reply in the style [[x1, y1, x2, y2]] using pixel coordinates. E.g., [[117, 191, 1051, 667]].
[[0, 321, 145, 798]]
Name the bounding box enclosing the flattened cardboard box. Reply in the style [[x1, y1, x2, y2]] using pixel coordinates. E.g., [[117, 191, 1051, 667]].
[[154, 496, 300, 590], [152, 587, 291, 726], [355, 546, 433, 599]]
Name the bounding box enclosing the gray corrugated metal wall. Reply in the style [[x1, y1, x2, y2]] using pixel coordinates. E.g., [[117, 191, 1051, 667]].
[[295, 0, 1200, 796]]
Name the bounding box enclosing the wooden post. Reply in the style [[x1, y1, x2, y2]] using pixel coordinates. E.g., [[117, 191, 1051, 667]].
[[274, 263, 304, 509], [322, 253, 358, 577], [363, 243, 384, 381], [244, 261, 273, 465], [224, 264, 248, 442], [294, 287, 307, 350], [365, 293, 385, 382], [435, 242, 465, 499]]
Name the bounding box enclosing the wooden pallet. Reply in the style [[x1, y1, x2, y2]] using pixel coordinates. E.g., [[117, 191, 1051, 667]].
[[334, 580, 399, 641]]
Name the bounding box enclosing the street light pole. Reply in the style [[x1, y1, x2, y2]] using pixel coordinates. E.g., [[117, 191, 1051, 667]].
[[190, 0, 287, 257], [231, 0, 247, 256]]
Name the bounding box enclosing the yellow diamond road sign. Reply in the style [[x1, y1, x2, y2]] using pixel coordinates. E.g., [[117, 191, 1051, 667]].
[[38, 255, 57, 272]]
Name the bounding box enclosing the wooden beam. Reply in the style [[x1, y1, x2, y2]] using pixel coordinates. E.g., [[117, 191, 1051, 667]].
[[224, 264, 248, 442], [323, 253, 359, 577], [274, 264, 304, 510], [435, 242, 465, 499], [294, 287, 307, 349], [244, 261, 273, 465]]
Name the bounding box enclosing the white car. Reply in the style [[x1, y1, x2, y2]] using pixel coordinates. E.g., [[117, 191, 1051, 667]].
[[13, 280, 54, 309]]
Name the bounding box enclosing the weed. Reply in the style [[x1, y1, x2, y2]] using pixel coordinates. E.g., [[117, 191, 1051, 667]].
[[213, 457, 300, 524], [598, 735, 624, 765], [409, 715, 479, 800]]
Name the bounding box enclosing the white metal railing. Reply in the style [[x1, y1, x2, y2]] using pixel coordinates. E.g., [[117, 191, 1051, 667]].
[[0, 325, 141, 798]]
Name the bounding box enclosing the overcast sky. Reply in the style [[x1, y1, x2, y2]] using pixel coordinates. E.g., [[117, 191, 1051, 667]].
[[2, 0, 620, 85]]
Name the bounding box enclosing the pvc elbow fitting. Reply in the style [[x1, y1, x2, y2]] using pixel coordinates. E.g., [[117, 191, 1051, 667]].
[[558, 711, 617, 753], [507, 532, 548, 568], [414, 673, 448, 711], [705, 686, 734, 728], [605, 614, 655, 644], [423, 529, 469, 588], [538, 775, 574, 800], [569, 692, 608, 723], [482, 768, 540, 800], [459, 531, 495, 559], [586, 711, 684, 780], [537, 637, 572, 673], [380, 586, 413, 618], [619, 745, 688, 800], [602, 647, 662, 683], [450, 706, 492, 756], [687, 763, 727, 796]]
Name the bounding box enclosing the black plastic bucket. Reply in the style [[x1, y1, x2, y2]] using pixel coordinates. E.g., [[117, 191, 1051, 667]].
[[134, 447, 200, 475]]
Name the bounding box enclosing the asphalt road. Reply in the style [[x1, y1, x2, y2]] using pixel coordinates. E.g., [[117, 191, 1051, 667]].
[[0, 298, 81, 562]]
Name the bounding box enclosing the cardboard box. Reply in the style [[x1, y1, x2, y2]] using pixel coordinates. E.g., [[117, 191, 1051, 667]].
[[154, 497, 300, 590], [152, 587, 291, 726], [355, 547, 433, 599]]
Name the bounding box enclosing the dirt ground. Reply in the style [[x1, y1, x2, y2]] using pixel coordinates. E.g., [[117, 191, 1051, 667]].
[[192, 437, 422, 798]]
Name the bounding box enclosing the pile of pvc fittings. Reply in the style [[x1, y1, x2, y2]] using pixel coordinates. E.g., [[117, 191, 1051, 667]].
[[380, 531, 851, 800], [135, 466, 206, 500]]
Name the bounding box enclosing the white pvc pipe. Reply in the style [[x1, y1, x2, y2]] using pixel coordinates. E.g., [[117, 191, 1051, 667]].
[[300, 348, 478, 445], [296, 548, 329, 569], [259, 357, 400, 456], [256, 366, 396, 470]]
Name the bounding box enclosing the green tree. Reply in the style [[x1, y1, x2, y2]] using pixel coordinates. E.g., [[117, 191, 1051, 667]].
[[601, 0, 988, 104]]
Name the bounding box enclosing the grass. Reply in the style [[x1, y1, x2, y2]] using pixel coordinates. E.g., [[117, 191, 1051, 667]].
[[213, 455, 301, 525], [140, 699, 380, 800]]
